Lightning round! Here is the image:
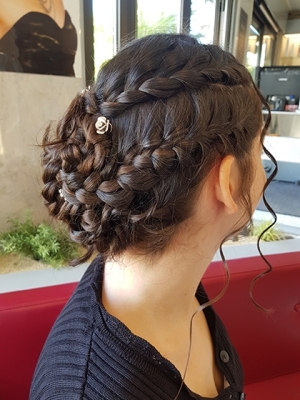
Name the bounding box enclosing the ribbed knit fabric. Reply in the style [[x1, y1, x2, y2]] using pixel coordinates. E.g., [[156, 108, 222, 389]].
[[30, 256, 245, 400]]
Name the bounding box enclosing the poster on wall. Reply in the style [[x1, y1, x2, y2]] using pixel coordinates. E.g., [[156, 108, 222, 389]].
[[0, 0, 83, 77], [236, 8, 248, 64]]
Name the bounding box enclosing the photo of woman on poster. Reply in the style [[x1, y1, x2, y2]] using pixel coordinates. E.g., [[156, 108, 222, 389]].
[[0, 0, 77, 76]]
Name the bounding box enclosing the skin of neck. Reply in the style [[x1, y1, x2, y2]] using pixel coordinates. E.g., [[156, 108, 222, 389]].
[[102, 156, 246, 332]]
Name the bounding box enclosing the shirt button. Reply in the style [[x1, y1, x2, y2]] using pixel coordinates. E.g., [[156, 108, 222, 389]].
[[220, 350, 230, 363]]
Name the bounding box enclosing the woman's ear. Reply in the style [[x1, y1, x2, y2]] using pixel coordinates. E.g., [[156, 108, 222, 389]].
[[215, 155, 240, 215]]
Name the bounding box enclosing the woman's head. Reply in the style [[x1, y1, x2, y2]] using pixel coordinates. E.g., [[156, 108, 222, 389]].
[[41, 34, 269, 262]]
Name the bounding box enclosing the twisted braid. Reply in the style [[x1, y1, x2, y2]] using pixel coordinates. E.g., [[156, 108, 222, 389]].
[[41, 34, 265, 263], [99, 61, 250, 119]]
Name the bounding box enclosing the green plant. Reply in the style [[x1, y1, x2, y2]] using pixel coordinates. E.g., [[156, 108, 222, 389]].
[[250, 220, 286, 242], [137, 12, 177, 38], [0, 213, 80, 268]]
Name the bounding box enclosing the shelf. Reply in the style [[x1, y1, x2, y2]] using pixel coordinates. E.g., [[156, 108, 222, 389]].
[[262, 110, 300, 115]]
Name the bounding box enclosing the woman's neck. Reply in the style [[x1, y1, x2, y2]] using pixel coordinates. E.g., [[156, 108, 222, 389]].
[[101, 226, 218, 331], [101, 160, 243, 325]]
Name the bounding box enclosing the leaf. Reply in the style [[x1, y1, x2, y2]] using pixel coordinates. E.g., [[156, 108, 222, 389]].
[[0, 213, 80, 268]]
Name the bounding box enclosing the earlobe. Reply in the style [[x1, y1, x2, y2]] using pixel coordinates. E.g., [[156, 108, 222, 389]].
[[215, 155, 239, 215]]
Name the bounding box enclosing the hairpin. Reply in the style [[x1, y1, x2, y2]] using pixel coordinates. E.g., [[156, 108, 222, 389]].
[[59, 189, 65, 199], [81, 86, 91, 94], [95, 116, 112, 134]]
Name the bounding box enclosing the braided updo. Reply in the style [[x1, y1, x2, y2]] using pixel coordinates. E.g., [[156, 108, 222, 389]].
[[41, 34, 270, 264]]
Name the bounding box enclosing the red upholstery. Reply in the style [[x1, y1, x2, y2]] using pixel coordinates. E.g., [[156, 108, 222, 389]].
[[203, 251, 300, 398], [244, 371, 300, 398], [0, 282, 78, 400], [0, 251, 299, 400]]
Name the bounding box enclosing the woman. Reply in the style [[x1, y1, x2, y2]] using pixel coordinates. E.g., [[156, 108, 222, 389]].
[[0, 0, 77, 75], [30, 34, 274, 399]]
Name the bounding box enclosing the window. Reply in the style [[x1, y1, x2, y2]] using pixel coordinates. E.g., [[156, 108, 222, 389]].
[[137, 0, 181, 38], [93, 0, 116, 75], [190, 0, 216, 44]]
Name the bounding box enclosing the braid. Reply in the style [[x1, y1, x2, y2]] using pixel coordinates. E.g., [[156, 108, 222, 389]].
[[41, 34, 264, 263], [99, 61, 251, 119]]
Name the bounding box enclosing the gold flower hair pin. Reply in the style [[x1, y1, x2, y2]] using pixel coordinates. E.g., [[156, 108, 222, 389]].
[[95, 116, 112, 134]]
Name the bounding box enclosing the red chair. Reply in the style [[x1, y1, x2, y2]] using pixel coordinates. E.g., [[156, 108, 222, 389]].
[[0, 251, 300, 399]]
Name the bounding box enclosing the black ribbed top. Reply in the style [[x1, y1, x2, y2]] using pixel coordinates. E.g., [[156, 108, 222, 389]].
[[30, 256, 245, 400]]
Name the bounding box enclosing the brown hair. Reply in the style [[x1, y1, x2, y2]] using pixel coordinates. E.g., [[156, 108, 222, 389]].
[[41, 34, 272, 264]]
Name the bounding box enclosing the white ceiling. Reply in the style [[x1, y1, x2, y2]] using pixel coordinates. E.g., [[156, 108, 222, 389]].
[[266, 0, 300, 14], [265, 0, 300, 32]]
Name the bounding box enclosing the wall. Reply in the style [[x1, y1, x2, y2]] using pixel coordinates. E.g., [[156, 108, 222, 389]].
[[286, 18, 300, 35], [0, 73, 82, 230], [282, 19, 300, 66]]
